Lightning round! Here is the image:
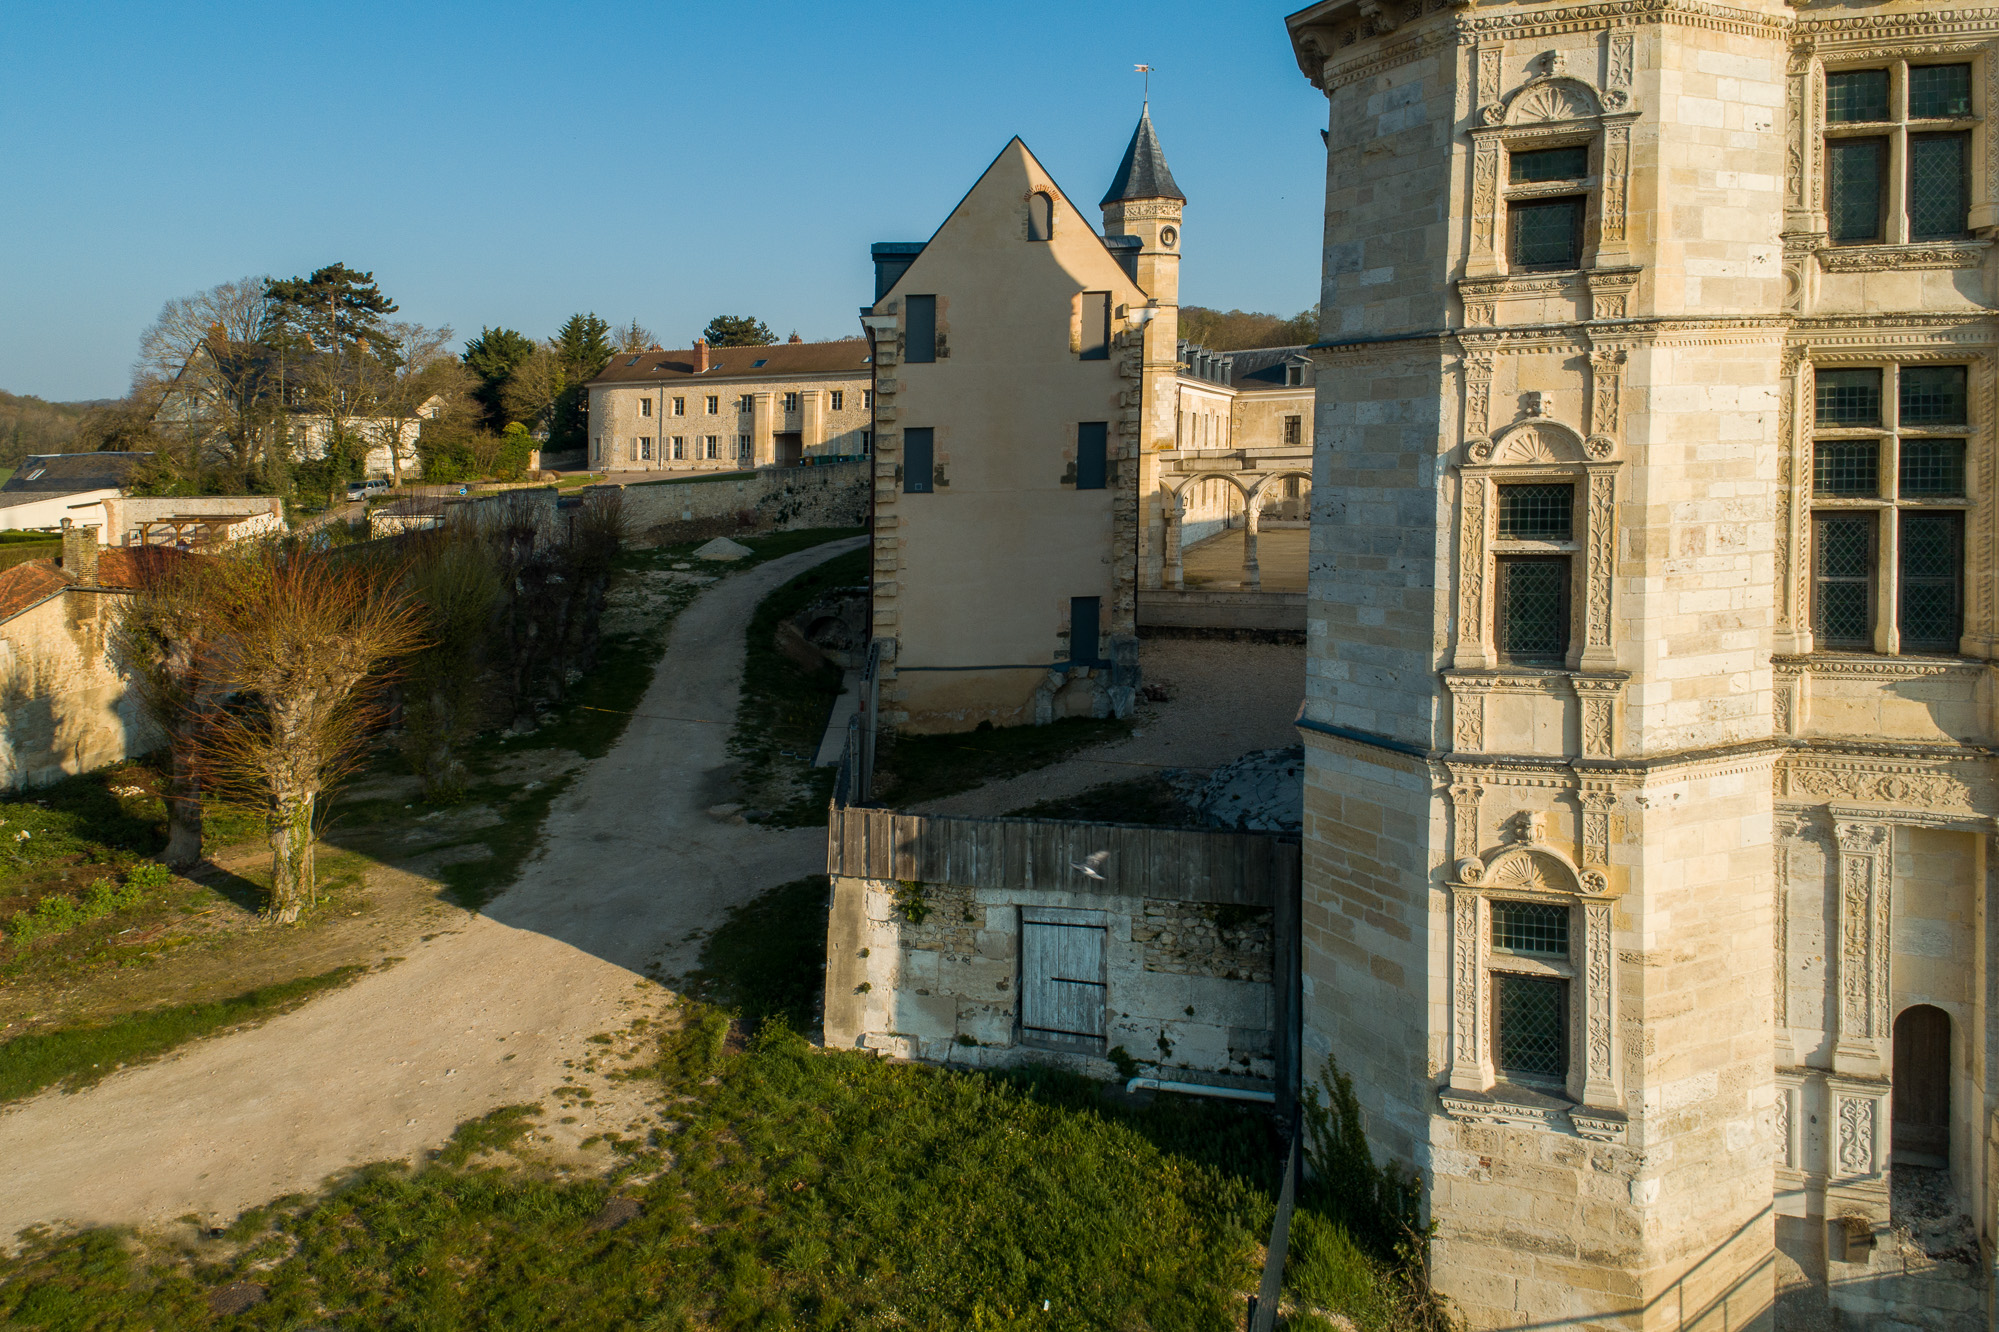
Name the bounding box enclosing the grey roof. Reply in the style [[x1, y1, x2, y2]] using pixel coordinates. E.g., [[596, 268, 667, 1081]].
[[1101, 110, 1184, 207], [1, 453, 148, 495]]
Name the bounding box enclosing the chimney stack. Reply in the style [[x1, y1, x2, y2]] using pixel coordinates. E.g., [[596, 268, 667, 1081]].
[[693, 338, 709, 373], [60, 518, 99, 586]]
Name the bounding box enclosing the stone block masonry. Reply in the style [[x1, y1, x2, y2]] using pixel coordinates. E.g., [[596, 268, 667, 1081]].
[[588, 461, 869, 546]]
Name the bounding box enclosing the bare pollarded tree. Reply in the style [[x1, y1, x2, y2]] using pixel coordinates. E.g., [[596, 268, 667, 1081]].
[[200, 544, 424, 921]]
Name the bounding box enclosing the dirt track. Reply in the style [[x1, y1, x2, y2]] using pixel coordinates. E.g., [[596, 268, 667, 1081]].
[[0, 537, 864, 1240]]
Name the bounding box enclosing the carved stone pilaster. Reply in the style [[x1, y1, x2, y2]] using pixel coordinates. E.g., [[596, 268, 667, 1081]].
[[1457, 472, 1493, 668], [1580, 465, 1618, 670], [1773, 812, 1811, 1065], [1579, 787, 1617, 869], [1832, 820, 1891, 1074], [1829, 1078, 1889, 1181], [1571, 675, 1622, 759], [1448, 778, 1484, 861], [1580, 897, 1618, 1107], [1587, 346, 1625, 437], [1585, 269, 1637, 322], [1469, 137, 1503, 276], [1449, 886, 1492, 1090], [1463, 349, 1496, 440], [1597, 116, 1638, 260], [1455, 692, 1486, 752]]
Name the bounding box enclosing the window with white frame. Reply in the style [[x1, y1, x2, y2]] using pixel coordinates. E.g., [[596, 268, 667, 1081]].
[[635, 437, 652, 461], [639, 398, 652, 418], [830, 390, 844, 412], [738, 434, 751, 458], [673, 396, 685, 416], [864, 389, 874, 411], [738, 394, 754, 412], [705, 395, 719, 414], [1811, 364, 1970, 654], [1505, 143, 1592, 271], [1824, 63, 1974, 246], [784, 392, 800, 412], [705, 436, 718, 458]]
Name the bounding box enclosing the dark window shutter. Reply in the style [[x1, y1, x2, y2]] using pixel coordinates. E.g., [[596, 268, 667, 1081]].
[[903, 428, 934, 493], [1028, 193, 1053, 241], [1070, 596, 1100, 665], [1076, 422, 1107, 490], [905, 295, 937, 364], [1080, 292, 1111, 360]]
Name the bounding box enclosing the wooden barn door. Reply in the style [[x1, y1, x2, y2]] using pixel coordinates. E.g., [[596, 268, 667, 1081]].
[[1021, 920, 1106, 1051]]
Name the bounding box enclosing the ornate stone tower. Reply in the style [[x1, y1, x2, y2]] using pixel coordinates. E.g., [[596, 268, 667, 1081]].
[[1100, 110, 1186, 591], [1286, 0, 1804, 1325]]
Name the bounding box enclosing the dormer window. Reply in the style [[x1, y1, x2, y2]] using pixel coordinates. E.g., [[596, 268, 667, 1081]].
[[1028, 192, 1053, 241]]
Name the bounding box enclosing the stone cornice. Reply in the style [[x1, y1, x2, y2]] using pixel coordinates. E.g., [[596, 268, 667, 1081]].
[[1795, 4, 1999, 45]]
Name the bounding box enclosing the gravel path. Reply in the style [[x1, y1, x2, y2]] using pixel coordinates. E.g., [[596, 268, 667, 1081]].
[[912, 637, 1304, 819], [0, 537, 864, 1240]]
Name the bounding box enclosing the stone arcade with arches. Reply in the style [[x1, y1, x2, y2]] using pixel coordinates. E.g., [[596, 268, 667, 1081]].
[[1288, 0, 1999, 1326]]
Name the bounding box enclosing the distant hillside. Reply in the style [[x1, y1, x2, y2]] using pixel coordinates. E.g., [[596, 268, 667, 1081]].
[[1179, 306, 1318, 352], [0, 391, 109, 466]]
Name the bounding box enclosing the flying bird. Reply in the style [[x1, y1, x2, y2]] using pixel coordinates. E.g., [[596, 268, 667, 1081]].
[[1072, 850, 1110, 881]]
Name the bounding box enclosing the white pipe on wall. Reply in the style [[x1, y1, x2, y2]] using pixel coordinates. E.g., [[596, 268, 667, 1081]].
[[1124, 1076, 1276, 1104]]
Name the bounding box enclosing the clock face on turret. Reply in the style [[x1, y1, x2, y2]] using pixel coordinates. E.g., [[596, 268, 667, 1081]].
[[1159, 225, 1178, 249]]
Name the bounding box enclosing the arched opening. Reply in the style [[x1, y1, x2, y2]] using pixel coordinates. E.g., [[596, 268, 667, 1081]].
[[1028, 192, 1053, 242], [1263, 473, 1312, 525], [1178, 476, 1246, 549], [1893, 1004, 1951, 1167]]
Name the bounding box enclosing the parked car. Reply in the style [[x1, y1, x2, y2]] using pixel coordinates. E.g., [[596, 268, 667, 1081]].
[[345, 478, 392, 502]]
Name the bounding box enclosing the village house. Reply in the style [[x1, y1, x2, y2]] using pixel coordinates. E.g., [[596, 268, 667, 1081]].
[[0, 454, 285, 546], [584, 339, 875, 475], [1287, 0, 1998, 1326], [859, 114, 1192, 731], [0, 526, 165, 790]]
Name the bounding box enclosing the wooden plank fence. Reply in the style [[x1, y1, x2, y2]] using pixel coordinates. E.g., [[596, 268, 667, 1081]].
[[825, 803, 1297, 907]]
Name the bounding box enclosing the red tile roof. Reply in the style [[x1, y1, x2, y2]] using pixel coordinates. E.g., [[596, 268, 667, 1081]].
[[0, 547, 190, 625]]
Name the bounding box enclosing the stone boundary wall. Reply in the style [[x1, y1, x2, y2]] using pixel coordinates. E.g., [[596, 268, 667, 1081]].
[[1137, 588, 1307, 633], [588, 461, 869, 546], [823, 805, 1296, 1083]]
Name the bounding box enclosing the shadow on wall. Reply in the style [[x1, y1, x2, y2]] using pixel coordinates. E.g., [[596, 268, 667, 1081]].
[[0, 604, 159, 792]]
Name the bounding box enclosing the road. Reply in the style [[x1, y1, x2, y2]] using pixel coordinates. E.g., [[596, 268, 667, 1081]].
[[0, 536, 863, 1238]]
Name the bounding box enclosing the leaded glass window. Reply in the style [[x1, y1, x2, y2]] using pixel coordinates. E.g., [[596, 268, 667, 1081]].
[[1496, 484, 1574, 540], [1495, 974, 1567, 1079], [1899, 439, 1966, 497], [1495, 556, 1569, 662], [1814, 512, 1875, 649], [1827, 69, 1890, 122], [1510, 145, 1588, 184], [1909, 133, 1969, 240], [1900, 366, 1968, 425], [1909, 64, 1972, 120], [1813, 441, 1879, 497], [1827, 138, 1887, 243], [1493, 901, 1569, 957], [1816, 368, 1883, 426], [1509, 196, 1583, 270], [1899, 512, 1963, 652]]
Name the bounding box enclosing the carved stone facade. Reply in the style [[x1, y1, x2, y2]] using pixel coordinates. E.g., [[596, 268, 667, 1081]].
[[1288, 0, 1997, 1327]]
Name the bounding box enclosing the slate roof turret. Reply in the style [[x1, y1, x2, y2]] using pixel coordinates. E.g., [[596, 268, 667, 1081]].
[[1100, 110, 1184, 207]]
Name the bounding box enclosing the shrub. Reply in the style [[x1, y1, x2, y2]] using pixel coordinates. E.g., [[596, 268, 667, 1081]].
[[5, 864, 160, 945]]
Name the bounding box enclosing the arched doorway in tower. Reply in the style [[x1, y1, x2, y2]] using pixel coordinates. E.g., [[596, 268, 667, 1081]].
[[1892, 1004, 1950, 1168]]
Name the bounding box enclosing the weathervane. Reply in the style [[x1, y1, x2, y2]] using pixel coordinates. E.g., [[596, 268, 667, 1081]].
[[1134, 63, 1153, 111]]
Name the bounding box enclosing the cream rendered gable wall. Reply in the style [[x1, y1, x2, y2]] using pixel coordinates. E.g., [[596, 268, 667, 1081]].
[[868, 139, 1150, 731]]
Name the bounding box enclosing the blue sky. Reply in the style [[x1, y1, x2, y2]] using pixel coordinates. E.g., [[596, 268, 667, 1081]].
[[2, 2, 1328, 402]]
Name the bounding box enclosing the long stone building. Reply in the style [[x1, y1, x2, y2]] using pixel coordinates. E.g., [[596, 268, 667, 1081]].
[[1285, 0, 1994, 1326], [585, 339, 875, 475]]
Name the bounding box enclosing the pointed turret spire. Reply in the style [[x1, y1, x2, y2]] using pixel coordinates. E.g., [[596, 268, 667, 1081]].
[[1100, 109, 1184, 207]]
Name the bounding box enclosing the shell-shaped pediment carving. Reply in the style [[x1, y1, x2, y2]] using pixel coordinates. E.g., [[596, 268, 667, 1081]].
[[1505, 78, 1601, 126], [1488, 418, 1588, 465], [1484, 848, 1582, 894]]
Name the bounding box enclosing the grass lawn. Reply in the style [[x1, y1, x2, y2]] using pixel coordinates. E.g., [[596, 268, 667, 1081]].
[[873, 716, 1133, 807]]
